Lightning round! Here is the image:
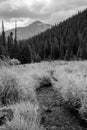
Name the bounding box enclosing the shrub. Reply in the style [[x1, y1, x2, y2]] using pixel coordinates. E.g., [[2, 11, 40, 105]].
[[35, 75, 52, 92], [0, 68, 22, 106], [8, 58, 20, 66], [0, 59, 8, 67], [35, 54, 41, 63], [64, 88, 82, 110], [0, 57, 20, 67]]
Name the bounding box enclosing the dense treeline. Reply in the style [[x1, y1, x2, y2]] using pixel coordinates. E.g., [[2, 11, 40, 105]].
[[0, 9, 87, 64]]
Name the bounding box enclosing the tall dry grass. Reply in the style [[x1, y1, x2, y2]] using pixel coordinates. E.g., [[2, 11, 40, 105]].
[[1, 61, 87, 129], [0, 66, 38, 106], [5, 102, 45, 130], [53, 63, 87, 120], [0, 66, 46, 130]]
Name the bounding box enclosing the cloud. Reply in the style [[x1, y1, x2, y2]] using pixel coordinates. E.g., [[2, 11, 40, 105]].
[[45, 6, 86, 24], [0, 0, 86, 19], [0, 0, 51, 19], [0, 0, 87, 30], [0, 0, 8, 2]]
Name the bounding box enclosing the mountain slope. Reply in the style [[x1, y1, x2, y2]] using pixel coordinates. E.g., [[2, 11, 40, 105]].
[[16, 8, 87, 63], [1, 9, 87, 63], [5, 21, 52, 40]]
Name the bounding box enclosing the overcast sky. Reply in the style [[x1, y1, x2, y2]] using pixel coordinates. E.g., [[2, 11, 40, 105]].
[[0, 0, 87, 31]]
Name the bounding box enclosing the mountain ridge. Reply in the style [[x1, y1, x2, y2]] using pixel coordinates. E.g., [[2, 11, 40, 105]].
[[5, 21, 52, 40]]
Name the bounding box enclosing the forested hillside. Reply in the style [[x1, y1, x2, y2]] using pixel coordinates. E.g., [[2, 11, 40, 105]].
[[0, 9, 87, 64]]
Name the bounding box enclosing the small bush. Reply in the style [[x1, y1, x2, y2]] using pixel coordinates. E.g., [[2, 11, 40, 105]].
[[0, 78, 20, 105], [0, 68, 22, 106], [35, 75, 52, 92], [0, 59, 8, 67], [65, 89, 82, 110], [8, 58, 20, 66], [0, 57, 20, 67], [63, 86, 82, 111], [35, 54, 41, 63]]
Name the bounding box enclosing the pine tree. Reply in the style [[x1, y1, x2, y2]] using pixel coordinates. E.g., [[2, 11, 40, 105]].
[[59, 38, 64, 59], [77, 33, 83, 58], [13, 21, 18, 58], [14, 21, 17, 44], [1, 20, 7, 57], [7, 32, 14, 57], [2, 20, 6, 47]]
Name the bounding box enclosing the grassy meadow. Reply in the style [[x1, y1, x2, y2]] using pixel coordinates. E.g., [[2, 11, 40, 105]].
[[0, 61, 87, 130]]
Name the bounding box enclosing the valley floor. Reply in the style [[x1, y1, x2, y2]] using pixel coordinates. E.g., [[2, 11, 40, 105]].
[[0, 60, 87, 130]]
